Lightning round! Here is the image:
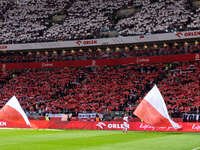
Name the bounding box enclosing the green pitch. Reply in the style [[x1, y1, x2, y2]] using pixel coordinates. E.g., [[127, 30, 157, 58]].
[[0, 129, 199, 150]]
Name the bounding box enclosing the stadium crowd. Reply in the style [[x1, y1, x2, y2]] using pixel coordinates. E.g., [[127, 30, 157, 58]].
[[0, 0, 200, 44], [0, 59, 199, 121], [0, 0, 200, 122]]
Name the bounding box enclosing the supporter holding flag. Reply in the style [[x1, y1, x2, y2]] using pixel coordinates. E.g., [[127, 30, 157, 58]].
[[134, 85, 181, 129], [0, 96, 31, 127]]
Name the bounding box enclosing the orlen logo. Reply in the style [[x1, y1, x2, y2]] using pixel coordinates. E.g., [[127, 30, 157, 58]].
[[176, 32, 183, 38], [76, 40, 97, 46], [0, 121, 7, 126], [176, 31, 200, 38], [107, 123, 129, 129], [96, 122, 129, 129], [96, 122, 106, 129], [0, 45, 8, 49]]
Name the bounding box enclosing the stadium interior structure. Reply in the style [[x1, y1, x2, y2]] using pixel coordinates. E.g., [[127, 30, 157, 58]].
[[0, 0, 200, 124], [0, 0, 200, 44]]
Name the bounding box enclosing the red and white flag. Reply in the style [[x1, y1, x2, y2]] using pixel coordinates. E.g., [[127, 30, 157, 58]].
[[0, 96, 31, 126], [134, 85, 180, 129]]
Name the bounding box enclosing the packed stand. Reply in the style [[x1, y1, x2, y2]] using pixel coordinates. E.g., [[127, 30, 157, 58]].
[[0, 0, 200, 44], [0, 63, 165, 117], [117, 0, 191, 35], [0, 60, 200, 120], [0, 0, 133, 43], [158, 61, 200, 119], [0, 0, 72, 44]]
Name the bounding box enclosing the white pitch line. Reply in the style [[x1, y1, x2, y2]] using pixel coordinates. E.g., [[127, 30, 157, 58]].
[[0, 127, 63, 131], [192, 147, 200, 150], [0, 143, 17, 146]]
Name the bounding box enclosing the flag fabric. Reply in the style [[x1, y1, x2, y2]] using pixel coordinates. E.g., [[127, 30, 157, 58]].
[[134, 85, 180, 129], [0, 96, 31, 126]]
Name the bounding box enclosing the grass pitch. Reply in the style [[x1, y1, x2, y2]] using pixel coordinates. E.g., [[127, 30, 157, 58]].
[[0, 129, 199, 150]]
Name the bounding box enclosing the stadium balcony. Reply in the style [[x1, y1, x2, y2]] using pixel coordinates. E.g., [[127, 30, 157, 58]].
[[0, 41, 200, 63]]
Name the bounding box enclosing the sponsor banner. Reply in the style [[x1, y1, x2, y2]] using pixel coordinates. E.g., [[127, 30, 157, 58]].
[[0, 53, 198, 70], [76, 40, 98, 46], [78, 113, 97, 119], [0, 30, 200, 51], [0, 45, 8, 49], [0, 121, 7, 127], [183, 113, 200, 122], [1, 121, 200, 132], [0, 121, 29, 128], [48, 114, 65, 118]]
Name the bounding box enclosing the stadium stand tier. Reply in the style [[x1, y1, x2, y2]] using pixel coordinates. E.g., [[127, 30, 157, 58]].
[[0, 0, 200, 44], [0, 58, 200, 121], [0, 0, 200, 123]]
